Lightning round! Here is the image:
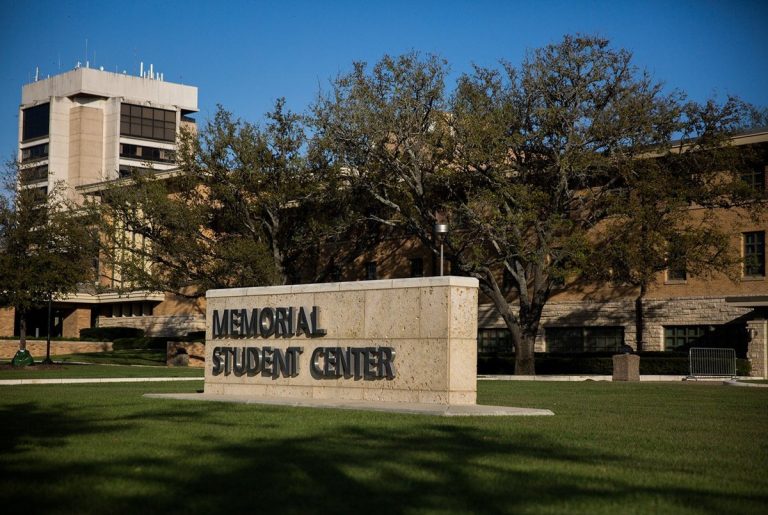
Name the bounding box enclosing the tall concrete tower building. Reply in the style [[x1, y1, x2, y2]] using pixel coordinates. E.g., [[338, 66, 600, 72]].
[[18, 65, 197, 198], [1, 66, 202, 340]]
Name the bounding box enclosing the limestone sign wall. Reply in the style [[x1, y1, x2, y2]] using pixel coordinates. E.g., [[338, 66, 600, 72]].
[[204, 276, 479, 405]]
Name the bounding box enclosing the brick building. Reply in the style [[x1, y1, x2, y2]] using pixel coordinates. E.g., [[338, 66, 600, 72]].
[[2, 68, 766, 375]]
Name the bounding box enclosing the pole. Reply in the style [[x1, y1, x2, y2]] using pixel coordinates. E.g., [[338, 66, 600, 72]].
[[440, 242, 444, 276], [43, 295, 52, 364]]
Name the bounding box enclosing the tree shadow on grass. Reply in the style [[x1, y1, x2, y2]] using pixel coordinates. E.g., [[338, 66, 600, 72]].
[[0, 402, 132, 455], [0, 401, 766, 514]]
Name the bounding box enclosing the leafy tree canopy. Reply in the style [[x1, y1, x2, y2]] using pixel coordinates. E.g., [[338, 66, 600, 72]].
[[0, 166, 98, 349]]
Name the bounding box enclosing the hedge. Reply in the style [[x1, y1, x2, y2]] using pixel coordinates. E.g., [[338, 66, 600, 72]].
[[80, 327, 145, 341], [478, 353, 750, 376], [112, 337, 171, 350]]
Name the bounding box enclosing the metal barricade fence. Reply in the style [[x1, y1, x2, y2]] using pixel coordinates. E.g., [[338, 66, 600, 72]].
[[688, 347, 736, 379]]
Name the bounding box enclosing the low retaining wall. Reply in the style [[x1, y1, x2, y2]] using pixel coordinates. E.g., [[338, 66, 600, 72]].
[[98, 315, 205, 337], [0, 340, 113, 359], [167, 342, 206, 367]]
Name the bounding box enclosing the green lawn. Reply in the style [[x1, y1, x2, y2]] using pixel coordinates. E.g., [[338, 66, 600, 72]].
[[0, 381, 765, 514], [0, 349, 204, 378], [0, 362, 203, 379], [53, 348, 169, 366]]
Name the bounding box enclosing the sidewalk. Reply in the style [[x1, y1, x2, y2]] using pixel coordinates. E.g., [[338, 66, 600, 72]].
[[0, 377, 202, 386], [478, 374, 759, 382], [145, 392, 555, 417]]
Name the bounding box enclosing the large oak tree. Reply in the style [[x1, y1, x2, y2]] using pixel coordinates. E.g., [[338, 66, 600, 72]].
[[312, 36, 757, 373]]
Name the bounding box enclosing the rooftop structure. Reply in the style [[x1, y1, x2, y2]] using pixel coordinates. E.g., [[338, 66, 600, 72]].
[[18, 66, 197, 199]]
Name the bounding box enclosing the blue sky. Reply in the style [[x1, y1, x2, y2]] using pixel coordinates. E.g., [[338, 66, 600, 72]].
[[1, 0, 767, 158]]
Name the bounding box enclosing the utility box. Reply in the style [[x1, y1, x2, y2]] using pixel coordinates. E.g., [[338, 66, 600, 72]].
[[612, 353, 640, 382]]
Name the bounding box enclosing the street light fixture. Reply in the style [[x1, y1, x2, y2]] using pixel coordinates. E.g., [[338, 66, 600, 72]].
[[434, 223, 449, 276]]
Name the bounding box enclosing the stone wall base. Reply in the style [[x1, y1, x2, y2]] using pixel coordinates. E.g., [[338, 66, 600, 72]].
[[0, 341, 112, 359], [481, 296, 754, 352], [167, 342, 205, 367], [98, 315, 205, 337]]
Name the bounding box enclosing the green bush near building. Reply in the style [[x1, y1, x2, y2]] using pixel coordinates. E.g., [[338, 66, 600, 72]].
[[478, 352, 751, 375], [111, 337, 169, 350], [79, 327, 145, 341]]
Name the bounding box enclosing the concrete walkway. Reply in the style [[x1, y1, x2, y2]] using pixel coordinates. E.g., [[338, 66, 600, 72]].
[[3, 375, 757, 386], [144, 392, 555, 417], [0, 377, 202, 386], [478, 375, 760, 381]]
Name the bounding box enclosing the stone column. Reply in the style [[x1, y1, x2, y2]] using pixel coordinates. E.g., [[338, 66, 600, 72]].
[[0, 307, 15, 337], [62, 307, 92, 339], [747, 318, 767, 379]]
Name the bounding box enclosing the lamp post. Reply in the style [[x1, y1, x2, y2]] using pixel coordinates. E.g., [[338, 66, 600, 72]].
[[434, 223, 449, 276], [42, 294, 53, 365]]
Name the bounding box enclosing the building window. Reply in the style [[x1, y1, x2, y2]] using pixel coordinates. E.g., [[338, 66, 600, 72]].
[[120, 143, 175, 163], [741, 164, 766, 193], [119, 165, 152, 178], [120, 103, 176, 142], [365, 261, 377, 281], [410, 257, 424, 277], [22, 103, 50, 141], [665, 240, 687, 281], [664, 324, 748, 355], [666, 268, 687, 281], [478, 328, 514, 353], [20, 164, 48, 184], [27, 186, 48, 205], [744, 231, 765, 277], [21, 142, 49, 162], [104, 302, 154, 318], [664, 325, 710, 352], [546, 326, 624, 353]]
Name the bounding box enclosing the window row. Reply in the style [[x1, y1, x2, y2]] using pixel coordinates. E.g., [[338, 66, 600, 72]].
[[20, 164, 48, 184], [668, 231, 765, 281], [99, 302, 155, 318], [120, 143, 175, 163], [478, 324, 748, 354], [120, 103, 176, 142], [546, 326, 625, 353], [741, 164, 766, 193], [478, 328, 515, 353], [664, 324, 748, 355], [21, 103, 50, 141], [21, 142, 49, 162]]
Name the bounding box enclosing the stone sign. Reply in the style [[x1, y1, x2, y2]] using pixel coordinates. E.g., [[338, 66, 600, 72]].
[[204, 276, 479, 405]]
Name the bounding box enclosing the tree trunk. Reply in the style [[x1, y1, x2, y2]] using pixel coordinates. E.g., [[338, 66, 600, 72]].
[[515, 330, 536, 375], [478, 274, 539, 375], [635, 284, 646, 352], [18, 312, 27, 351]]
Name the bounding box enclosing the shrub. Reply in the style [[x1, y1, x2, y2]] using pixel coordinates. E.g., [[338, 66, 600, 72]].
[[477, 353, 751, 376], [112, 337, 168, 350], [184, 331, 205, 342], [80, 327, 145, 341]]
